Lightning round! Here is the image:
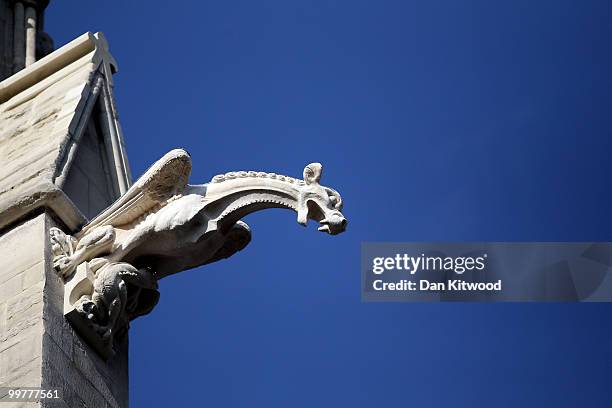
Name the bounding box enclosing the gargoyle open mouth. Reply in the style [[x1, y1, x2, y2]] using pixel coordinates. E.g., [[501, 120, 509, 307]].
[[318, 214, 347, 235]]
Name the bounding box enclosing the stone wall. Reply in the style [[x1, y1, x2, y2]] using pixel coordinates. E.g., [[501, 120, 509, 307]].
[[0, 215, 46, 406], [0, 213, 129, 408]]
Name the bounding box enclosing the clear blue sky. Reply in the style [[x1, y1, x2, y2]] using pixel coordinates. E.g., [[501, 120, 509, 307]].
[[48, 1, 612, 406]]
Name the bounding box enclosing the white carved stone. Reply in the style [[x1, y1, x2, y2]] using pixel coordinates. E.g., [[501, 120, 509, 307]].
[[50, 149, 347, 358]]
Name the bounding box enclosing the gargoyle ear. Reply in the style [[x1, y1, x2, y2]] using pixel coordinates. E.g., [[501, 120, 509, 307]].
[[303, 163, 323, 185]]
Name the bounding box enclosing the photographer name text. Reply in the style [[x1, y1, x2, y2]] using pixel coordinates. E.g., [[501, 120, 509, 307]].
[[372, 279, 502, 292]]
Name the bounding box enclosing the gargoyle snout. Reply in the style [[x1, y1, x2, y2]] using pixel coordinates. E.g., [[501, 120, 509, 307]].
[[318, 213, 347, 235]]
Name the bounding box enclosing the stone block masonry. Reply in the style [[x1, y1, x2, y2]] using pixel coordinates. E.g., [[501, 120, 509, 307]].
[[0, 213, 128, 408]]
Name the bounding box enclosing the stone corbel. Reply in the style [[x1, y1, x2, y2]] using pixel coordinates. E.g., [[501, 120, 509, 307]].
[[50, 228, 158, 358]]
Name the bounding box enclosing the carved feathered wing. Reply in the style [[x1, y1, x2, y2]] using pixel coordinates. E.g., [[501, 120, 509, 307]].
[[78, 149, 192, 236]]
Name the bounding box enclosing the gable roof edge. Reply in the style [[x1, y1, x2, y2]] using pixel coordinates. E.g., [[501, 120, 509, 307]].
[[0, 32, 117, 104]]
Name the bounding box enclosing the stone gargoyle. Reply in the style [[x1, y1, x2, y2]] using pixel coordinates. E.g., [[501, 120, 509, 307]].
[[50, 149, 347, 358]]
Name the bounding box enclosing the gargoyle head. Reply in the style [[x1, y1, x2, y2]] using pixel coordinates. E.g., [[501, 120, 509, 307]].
[[296, 163, 347, 235]]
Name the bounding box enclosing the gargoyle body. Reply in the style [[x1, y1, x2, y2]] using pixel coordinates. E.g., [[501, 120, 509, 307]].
[[50, 149, 347, 357]]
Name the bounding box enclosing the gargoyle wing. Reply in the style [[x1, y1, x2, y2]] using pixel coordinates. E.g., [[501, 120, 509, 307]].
[[78, 149, 192, 236]]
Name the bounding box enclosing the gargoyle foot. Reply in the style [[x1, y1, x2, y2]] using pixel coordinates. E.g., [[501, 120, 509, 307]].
[[209, 221, 252, 263]]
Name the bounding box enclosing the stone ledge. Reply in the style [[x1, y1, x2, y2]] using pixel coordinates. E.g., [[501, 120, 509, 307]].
[[0, 180, 86, 233]]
